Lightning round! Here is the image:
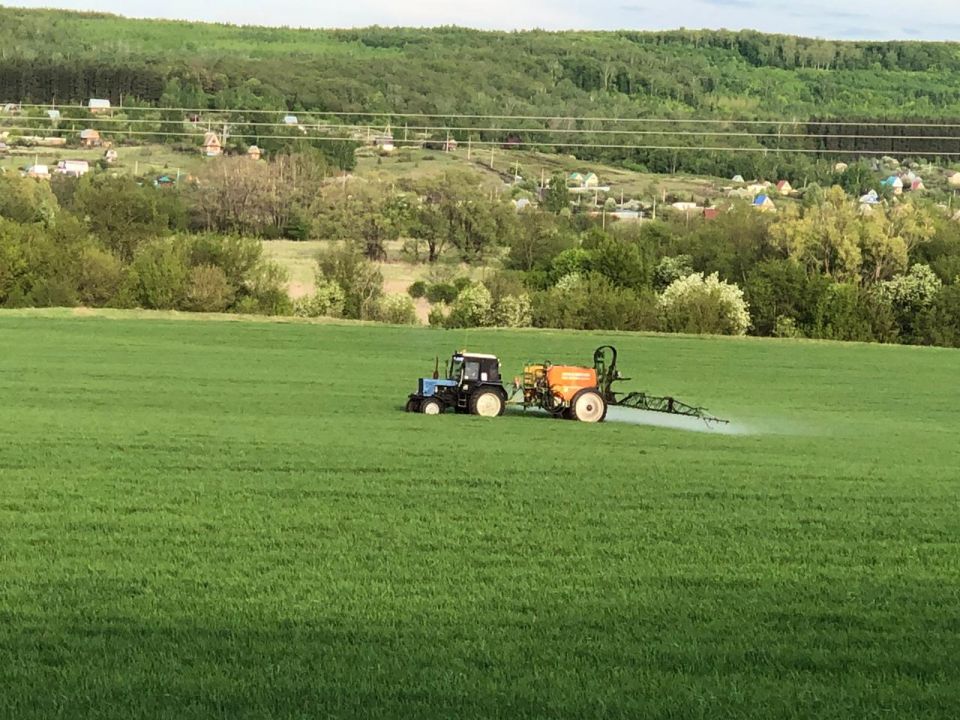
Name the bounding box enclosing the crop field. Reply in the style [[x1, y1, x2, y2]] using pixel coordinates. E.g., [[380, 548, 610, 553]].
[[1, 310, 959, 719]]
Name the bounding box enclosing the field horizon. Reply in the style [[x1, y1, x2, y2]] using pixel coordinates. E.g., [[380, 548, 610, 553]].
[[1, 311, 958, 718]]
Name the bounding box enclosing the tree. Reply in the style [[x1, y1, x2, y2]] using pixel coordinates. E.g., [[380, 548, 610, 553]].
[[316, 242, 383, 319], [659, 272, 751, 335], [769, 186, 863, 281], [542, 174, 570, 214]]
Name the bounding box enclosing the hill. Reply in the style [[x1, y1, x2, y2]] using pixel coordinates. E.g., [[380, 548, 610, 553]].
[[5, 6, 960, 172], [1, 310, 959, 718]]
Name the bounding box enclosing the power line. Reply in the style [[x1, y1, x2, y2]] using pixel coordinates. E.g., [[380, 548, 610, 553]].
[[4, 125, 960, 155], [11, 102, 960, 129], [7, 117, 960, 144]]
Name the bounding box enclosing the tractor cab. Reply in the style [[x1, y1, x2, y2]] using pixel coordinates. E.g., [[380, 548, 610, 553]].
[[406, 351, 508, 417], [448, 353, 501, 385]]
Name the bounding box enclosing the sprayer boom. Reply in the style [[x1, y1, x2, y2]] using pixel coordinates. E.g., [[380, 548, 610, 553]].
[[610, 391, 728, 425], [593, 345, 728, 425]]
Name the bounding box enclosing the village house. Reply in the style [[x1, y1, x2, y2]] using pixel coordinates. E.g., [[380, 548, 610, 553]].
[[567, 171, 600, 189], [88, 98, 111, 114], [46, 109, 61, 121], [80, 128, 101, 147], [246, 145, 262, 161], [753, 194, 776, 212], [24, 164, 50, 179], [373, 133, 395, 153], [103, 149, 118, 164], [283, 115, 299, 126], [202, 131, 222, 157], [948, 172, 960, 189], [55, 160, 90, 177], [776, 180, 793, 195], [881, 176, 904, 195]]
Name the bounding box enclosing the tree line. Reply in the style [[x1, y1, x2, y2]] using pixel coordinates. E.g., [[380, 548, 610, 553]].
[[6, 152, 958, 348]]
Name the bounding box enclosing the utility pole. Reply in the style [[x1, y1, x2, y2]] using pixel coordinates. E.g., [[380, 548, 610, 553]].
[[467, 137, 472, 160], [490, 146, 495, 170]]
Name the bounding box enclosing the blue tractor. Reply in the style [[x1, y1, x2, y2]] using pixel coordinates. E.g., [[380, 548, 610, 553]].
[[405, 351, 508, 417]]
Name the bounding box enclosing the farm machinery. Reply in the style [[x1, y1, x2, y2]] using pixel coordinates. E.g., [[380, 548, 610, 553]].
[[406, 345, 728, 425]]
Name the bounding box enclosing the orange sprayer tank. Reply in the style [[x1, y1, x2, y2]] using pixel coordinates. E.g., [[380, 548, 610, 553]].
[[545, 365, 597, 402]]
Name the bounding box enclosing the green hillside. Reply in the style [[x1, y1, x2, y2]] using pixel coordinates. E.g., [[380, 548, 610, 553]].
[[1, 311, 958, 719], [0, 8, 960, 174]]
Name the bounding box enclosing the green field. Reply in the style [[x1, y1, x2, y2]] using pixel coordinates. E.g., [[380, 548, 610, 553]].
[[1, 310, 959, 719]]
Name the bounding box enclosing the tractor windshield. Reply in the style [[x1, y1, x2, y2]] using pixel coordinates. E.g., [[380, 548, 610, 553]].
[[448, 356, 481, 382]]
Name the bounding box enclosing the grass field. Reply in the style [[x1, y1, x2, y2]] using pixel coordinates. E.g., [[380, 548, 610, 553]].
[[1, 310, 959, 719]]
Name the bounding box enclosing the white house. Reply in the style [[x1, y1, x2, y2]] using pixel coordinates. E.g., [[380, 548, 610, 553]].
[[24, 164, 50, 179], [56, 160, 90, 177], [88, 98, 111, 113]]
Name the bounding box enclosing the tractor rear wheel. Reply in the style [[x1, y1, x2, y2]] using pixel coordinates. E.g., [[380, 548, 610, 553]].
[[421, 398, 443, 415], [405, 398, 421, 413], [470, 390, 504, 417], [571, 389, 606, 423]]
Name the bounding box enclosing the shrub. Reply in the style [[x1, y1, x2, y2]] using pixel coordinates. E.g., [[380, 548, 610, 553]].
[[773, 315, 803, 338], [316, 243, 383, 319], [428, 303, 448, 327], [184, 264, 234, 313], [76, 245, 125, 306], [659, 272, 751, 336], [810, 283, 898, 343], [655, 255, 695, 290], [376, 294, 418, 325], [242, 262, 293, 316], [452, 276, 473, 293], [916, 284, 960, 347], [877, 263, 942, 340], [293, 279, 345, 318], [532, 273, 658, 331], [426, 282, 458, 304], [550, 248, 592, 282], [130, 239, 190, 310], [492, 294, 532, 327], [407, 280, 427, 299], [445, 284, 493, 328]]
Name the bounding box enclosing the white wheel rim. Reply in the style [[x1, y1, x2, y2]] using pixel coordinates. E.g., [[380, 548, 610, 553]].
[[474, 393, 502, 417], [423, 401, 441, 415], [575, 393, 604, 423]]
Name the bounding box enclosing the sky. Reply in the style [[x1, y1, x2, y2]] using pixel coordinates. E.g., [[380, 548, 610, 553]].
[[6, 0, 960, 41]]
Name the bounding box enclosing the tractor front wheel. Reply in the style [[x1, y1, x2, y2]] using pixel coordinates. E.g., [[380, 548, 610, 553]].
[[421, 398, 443, 415], [470, 390, 504, 417], [571, 389, 606, 423]]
